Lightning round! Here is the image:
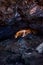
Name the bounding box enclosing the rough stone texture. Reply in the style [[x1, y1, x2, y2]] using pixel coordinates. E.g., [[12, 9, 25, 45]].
[[0, 34, 43, 65], [18, 0, 43, 31], [0, 0, 43, 65]]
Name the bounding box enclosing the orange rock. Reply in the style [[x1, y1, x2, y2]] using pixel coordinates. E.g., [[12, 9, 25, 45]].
[[15, 29, 37, 38]]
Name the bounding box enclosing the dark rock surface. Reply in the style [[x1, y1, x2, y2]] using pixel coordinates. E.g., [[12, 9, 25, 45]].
[[0, 0, 43, 65], [18, 0, 43, 31], [0, 0, 43, 40], [0, 34, 43, 65]]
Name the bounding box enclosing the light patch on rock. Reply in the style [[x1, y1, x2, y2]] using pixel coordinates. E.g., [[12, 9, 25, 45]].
[[36, 42, 43, 53], [30, 6, 37, 14]]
